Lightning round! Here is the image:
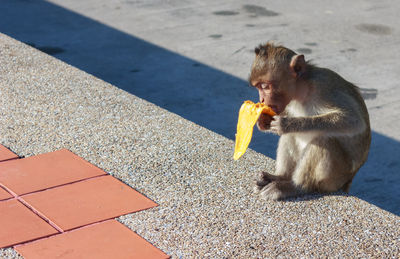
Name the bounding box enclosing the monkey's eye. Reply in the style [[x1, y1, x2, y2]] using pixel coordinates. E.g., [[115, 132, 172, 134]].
[[260, 83, 270, 89]]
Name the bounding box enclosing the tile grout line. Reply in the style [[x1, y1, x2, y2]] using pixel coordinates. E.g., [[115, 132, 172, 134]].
[[11, 233, 60, 249], [16, 173, 109, 197], [57, 202, 158, 233], [0, 157, 20, 163], [0, 182, 64, 233], [0, 197, 15, 202], [6, 232, 59, 250], [0, 147, 20, 200], [0, 183, 18, 199], [13, 220, 115, 249], [17, 197, 64, 233], [0, 184, 14, 202]]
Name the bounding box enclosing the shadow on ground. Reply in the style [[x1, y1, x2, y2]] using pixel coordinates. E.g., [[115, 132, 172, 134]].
[[1, 0, 399, 215]]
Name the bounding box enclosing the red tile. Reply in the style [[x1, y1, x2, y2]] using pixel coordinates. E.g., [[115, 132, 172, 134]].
[[15, 220, 169, 259], [21, 175, 157, 231], [0, 149, 107, 195], [0, 186, 13, 201], [0, 145, 18, 162], [0, 199, 58, 248]]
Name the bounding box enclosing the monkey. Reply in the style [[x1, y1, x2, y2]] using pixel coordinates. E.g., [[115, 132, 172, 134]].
[[249, 42, 371, 200]]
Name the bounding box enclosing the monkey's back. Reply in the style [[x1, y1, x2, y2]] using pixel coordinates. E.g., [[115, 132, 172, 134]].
[[309, 66, 371, 174]]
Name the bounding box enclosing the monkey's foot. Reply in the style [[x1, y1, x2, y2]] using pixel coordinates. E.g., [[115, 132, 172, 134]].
[[254, 171, 289, 193], [253, 171, 273, 192], [259, 181, 299, 200]]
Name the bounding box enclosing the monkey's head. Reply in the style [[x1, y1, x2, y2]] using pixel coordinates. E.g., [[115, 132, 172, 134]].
[[249, 42, 307, 116]]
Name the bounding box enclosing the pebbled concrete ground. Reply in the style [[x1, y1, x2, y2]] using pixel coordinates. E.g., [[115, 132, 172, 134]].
[[0, 32, 399, 258], [1, 0, 400, 257], [0, 0, 399, 214]]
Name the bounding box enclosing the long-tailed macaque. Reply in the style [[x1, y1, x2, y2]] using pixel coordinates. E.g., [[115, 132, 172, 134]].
[[250, 42, 371, 200]]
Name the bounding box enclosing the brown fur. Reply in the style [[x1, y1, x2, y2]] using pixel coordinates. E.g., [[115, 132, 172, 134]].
[[250, 42, 371, 200]]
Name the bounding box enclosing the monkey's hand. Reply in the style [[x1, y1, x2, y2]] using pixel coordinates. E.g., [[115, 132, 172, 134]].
[[256, 113, 273, 132], [270, 115, 288, 135]]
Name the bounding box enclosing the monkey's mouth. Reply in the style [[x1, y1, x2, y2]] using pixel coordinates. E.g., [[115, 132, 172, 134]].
[[268, 105, 280, 114]]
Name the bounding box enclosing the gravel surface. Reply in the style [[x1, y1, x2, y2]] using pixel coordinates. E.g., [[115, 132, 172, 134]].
[[2, 0, 400, 214], [0, 34, 399, 258]]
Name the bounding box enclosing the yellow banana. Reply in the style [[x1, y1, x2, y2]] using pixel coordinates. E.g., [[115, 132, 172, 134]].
[[234, 101, 276, 160]]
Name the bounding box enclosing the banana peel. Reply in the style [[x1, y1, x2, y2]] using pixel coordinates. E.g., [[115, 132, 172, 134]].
[[234, 101, 276, 160]]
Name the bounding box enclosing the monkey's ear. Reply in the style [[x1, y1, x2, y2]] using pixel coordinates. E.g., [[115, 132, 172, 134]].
[[290, 54, 306, 78]]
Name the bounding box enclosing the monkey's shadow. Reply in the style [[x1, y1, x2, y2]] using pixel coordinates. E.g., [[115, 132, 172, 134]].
[[1, 0, 399, 216], [281, 191, 347, 203]]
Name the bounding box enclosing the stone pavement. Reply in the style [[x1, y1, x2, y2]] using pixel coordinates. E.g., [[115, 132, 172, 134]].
[[0, 147, 167, 258], [0, 32, 399, 258], [1, 0, 400, 258], [1, 0, 399, 214]]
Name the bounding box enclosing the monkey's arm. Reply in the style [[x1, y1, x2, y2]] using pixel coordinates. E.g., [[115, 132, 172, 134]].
[[273, 111, 365, 135]]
